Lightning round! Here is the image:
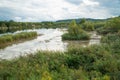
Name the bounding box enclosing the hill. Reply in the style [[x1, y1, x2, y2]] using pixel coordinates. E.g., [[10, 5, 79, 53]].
[[56, 18, 107, 23]]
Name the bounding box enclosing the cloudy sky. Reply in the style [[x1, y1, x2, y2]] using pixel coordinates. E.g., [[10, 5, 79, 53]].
[[0, 0, 120, 22]]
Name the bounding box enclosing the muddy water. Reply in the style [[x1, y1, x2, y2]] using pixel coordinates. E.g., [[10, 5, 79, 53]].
[[89, 31, 101, 45], [0, 29, 101, 60], [65, 31, 101, 47], [0, 29, 67, 60]]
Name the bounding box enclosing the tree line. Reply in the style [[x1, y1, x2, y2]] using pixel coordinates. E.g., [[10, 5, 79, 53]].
[[0, 20, 68, 33], [0, 16, 120, 34]]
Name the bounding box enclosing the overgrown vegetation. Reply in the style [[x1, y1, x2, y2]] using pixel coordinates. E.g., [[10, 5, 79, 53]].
[[62, 20, 90, 40], [0, 33, 120, 80], [0, 31, 37, 49], [0, 16, 120, 80], [0, 18, 107, 34], [0, 20, 68, 34], [97, 17, 120, 34]]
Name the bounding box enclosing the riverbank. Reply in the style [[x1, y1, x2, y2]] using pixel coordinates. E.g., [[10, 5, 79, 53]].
[[64, 31, 101, 47], [0, 29, 101, 60], [0, 42, 119, 80], [0, 30, 119, 80], [0, 32, 37, 49], [0, 29, 67, 60]]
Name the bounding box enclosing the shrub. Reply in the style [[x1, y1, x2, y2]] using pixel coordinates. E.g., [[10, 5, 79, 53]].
[[83, 21, 95, 31], [62, 20, 90, 40], [97, 17, 120, 34]]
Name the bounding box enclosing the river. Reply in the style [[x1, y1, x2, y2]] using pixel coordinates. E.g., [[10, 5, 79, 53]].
[[0, 29, 101, 60]]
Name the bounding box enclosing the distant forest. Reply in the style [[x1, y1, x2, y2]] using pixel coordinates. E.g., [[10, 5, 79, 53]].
[[0, 16, 119, 34]]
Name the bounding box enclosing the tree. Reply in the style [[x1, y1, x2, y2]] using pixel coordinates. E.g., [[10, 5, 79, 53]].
[[68, 20, 79, 36], [105, 17, 120, 32], [79, 18, 86, 24], [83, 22, 94, 31], [0, 23, 8, 33], [9, 20, 14, 22]]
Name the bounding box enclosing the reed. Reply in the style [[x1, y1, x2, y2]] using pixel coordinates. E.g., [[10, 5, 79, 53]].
[[0, 32, 37, 49]]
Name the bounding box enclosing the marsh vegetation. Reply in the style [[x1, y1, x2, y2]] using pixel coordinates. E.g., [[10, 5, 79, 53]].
[[62, 20, 90, 40], [0, 31, 37, 49], [0, 16, 120, 80]]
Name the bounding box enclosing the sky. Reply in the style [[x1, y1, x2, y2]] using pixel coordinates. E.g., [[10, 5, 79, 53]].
[[0, 0, 120, 22]]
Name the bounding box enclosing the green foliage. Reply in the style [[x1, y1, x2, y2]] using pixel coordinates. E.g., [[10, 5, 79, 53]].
[[79, 18, 86, 24], [0, 17, 120, 80], [41, 71, 52, 80], [105, 17, 120, 32], [0, 23, 8, 33], [68, 20, 78, 35], [82, 21, 95, 31], [94, 21, 105, 29], [62, 20, 90, 40], [0, 28, 119, 80], [0, 21, 68, 33], [0, 32, 37, 49], [0, 41, 119, 80], [101, 32, 120, 54], [97, 17, 120, 34], [65, 54, 81, 69], [1, 30, 120, 80], [62, 32, 90, 40]]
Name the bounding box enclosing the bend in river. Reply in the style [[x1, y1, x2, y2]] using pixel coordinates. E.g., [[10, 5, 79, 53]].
[[0, 29, 101, 60]]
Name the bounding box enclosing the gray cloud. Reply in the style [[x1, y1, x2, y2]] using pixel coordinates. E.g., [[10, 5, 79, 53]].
[[93, 0, 120, 16], [0, 7, 16, 20], [65, 0, 83, 5], [94, 0, 120, 7], [0, 0, 119, 22]]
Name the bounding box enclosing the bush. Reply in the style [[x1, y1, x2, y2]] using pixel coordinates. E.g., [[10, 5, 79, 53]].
[[0, 27, 120, 80], [62, 20, 90, 40], [101, 32, 120, 54], [0, 41, 120, 80], [62, 32, 89, 40], [82, 21, 95, 31], [97, 17, 120, 34]]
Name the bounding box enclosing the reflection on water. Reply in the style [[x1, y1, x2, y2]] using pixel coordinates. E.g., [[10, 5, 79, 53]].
[[0, 29, 101, 60]]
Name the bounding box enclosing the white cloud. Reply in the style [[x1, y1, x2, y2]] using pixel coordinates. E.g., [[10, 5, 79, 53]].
[[14, 17, 22, 21], [0, 0, 118, 22], [82, 0, 99, 6]]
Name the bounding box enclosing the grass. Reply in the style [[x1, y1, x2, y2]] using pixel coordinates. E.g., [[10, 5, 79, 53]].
[[0, 32, 120, 80], [62, 20, 90, 40], [62, 32, 90, 40], [0, 19, 120, 79], [0, 31, 119, 80], [0, 32, 37, 49], [101, 32, 120, 54]]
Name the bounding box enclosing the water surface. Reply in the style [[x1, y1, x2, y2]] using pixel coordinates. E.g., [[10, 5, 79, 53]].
[[0, 29, 67, 59], [0, 29, 101, 60]]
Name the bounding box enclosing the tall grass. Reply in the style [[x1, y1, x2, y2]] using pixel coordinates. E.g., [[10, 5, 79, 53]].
[[62, 32, 90, 40], [0, 28, 120, 80], [0, 38, 120, 80], [62, 20, 90, 40], [0, 32, 37, 49], [101, 32, 120, 54]]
